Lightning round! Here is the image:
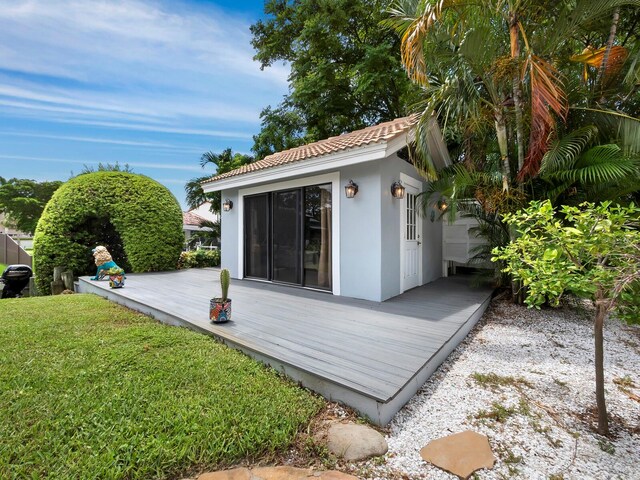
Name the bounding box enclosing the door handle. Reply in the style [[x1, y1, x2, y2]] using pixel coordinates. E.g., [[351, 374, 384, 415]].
[[417, 241, 422, 246]]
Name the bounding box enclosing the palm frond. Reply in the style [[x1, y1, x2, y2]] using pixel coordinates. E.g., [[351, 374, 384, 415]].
[[548, 0, 640, 52], [569, 45, 629, 82], [568, 145, 639, 183], [184, 175, 214, 210], [539, 126, 597, 176], [572, 108, 640, 155], [544, 144, 639, 185], [519, 55, 569, 180], [386, 0, 459, 86], [412, 113, 439, 180], [623, 47, 640, 88]]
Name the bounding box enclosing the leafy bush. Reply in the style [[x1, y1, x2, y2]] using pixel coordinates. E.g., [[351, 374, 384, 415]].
[[34, 172, 184, 294], [493, 200, 640, 435], [617, 280, 640, 325], [177, 249, 220, 269]]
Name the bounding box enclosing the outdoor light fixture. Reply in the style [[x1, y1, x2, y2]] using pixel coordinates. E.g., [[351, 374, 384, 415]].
[[222, 199, 233, 211], [390, 181, 405, 199], [344, 179, 359, 198], [437, 199, 448, 212]]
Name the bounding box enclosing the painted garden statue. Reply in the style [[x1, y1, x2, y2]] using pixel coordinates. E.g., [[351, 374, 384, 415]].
[[91, 246, 125, 288]]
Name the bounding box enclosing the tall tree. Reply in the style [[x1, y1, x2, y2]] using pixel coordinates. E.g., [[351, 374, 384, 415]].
[[0, 177, 62, 235], [250, 0, 421, 158], [386, 0, 640, 183], [185, 149, 253, 213]]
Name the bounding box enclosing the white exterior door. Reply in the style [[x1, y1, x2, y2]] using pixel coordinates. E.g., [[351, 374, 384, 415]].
[[401, 180, 422, 292]]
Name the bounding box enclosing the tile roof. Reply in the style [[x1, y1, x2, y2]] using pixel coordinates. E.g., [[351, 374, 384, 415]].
[[182, 211, 207, 226], [203, 115, 418, 184]]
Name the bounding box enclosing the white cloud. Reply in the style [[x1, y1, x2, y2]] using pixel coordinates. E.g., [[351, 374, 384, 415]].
[[0, 131, 204, 151], [0, 0, 289, 135], [0, 154, 204, 172]]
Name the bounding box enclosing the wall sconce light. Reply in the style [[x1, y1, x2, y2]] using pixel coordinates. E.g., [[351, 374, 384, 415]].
[[344, 179, 359, 198], [437, 199, 448, 212], [390, 181, 405, 199], [222, 199, 233, 211]]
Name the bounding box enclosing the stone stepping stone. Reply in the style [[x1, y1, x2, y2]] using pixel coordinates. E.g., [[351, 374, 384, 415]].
[[326, 422, 388, 461], [195, 466, 359, 480], [419, 430, 495, 479]]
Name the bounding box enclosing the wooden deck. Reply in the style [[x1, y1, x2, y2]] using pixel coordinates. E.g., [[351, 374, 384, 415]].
[[77, 269, 492, 425]]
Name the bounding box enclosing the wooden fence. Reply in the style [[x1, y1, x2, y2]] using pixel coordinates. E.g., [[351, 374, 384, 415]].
[[0, 234, 32, 268]]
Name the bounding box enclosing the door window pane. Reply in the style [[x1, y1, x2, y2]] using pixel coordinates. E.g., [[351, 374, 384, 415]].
[[406, 193, 416, 240], [272, 190, 301, 284], [303, 184, 332, 289], [244, 194, 268, 279]]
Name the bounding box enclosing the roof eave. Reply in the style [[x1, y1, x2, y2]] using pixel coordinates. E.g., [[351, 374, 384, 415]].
[[202, 139, 400, 193]]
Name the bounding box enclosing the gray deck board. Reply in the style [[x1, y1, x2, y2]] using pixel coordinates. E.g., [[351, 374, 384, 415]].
[[78, 269, 492, 423]]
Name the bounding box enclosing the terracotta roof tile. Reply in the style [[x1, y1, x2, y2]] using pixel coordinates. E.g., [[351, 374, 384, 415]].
[[203, 115, 418, 184], [182, 211, 206, 226]]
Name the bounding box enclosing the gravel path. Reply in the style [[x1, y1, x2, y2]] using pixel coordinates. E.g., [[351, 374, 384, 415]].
[[363, 298, 640, 480]]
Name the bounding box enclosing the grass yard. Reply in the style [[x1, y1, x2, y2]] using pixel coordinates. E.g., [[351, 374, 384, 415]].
[[0, 294, 323, 479], [0, 263, 6, 274]]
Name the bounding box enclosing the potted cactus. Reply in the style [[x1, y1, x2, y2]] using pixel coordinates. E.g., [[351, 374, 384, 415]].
[[210, 268, 231, 323]]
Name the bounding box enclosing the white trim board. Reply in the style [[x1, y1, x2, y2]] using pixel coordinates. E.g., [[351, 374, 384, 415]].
[[236, 172, 341, 296]]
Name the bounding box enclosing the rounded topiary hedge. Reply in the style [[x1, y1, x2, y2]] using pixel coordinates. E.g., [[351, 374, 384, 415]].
[[34, 172, 184, 294]]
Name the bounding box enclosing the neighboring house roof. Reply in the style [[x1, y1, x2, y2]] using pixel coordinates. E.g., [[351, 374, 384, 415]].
[[182, 211, 207, 227], [203, 115, 419, 185]]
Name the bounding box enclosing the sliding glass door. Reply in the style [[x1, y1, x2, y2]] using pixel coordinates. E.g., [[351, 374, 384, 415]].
[[272, 190, 302, 284], [243, 183, 332, 290], [244, 194, 269, 279]]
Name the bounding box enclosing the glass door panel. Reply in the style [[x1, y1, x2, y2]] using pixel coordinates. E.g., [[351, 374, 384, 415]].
[[303, 184, 332, 289], [272, 189, 301, 284], [244, 194, 269, 279]]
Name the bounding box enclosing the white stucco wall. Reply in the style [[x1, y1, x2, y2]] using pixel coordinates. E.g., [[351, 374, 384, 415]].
[[218, 154, 443, 302], [220, 189, 240, 278], [338, 160, 382, 301]]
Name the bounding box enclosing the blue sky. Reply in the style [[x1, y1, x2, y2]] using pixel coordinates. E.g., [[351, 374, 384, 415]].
[[0, 0, 289, 207]]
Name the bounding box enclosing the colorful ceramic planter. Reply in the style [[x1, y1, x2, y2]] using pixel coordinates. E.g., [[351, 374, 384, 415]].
[[210, 298, 231, 323]]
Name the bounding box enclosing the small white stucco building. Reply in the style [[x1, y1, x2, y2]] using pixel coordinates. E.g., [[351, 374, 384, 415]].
[[202, 116, 452, 302]]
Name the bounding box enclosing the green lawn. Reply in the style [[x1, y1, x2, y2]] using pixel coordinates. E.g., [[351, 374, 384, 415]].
[[0, 263, 6, 274], [0, 295, 323, 479]]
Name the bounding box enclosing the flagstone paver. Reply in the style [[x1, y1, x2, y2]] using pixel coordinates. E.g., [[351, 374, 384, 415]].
[[419, 430, 495, 479]]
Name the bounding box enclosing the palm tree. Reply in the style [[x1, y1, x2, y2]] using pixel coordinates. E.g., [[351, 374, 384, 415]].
[[184, 149, 254, 213], [539, 125, 640, 204], [386, 0, 640, 183]]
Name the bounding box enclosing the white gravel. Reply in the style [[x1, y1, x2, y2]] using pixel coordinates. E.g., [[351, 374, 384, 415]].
[[363, 298, 640, 480]]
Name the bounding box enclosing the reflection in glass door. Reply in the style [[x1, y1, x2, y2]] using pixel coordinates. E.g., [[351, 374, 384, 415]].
[[303, 185, 332, 289], [272, 190, 301, 284], [243, 183, 332, 291], [244, 194, 268, 279]]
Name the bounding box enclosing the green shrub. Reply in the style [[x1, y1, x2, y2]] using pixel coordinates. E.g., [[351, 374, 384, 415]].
[[34, 172, 184, 294], [177, 249, 220, 269], [618, 279, 640, 325]]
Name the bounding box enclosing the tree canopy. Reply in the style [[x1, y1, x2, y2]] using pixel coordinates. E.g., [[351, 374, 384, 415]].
[[250, 0, 421, 159], [0, 177, 62, 235], [386, 0, 640, 195]]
